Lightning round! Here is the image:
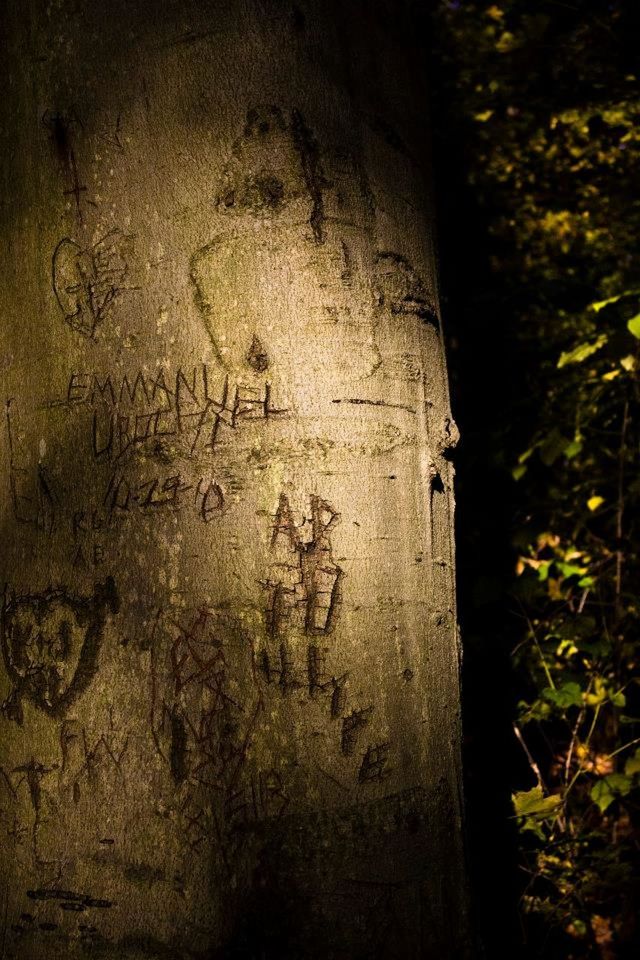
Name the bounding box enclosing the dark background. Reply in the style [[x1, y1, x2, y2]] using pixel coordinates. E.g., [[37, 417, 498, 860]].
[[427, 1, 640, 956]]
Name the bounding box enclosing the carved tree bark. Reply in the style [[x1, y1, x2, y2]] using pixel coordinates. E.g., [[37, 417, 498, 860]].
[[0, 1, 469, 957]]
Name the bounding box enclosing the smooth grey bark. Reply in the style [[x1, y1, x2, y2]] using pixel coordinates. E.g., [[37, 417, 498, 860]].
[[0, 1, 469, 957]]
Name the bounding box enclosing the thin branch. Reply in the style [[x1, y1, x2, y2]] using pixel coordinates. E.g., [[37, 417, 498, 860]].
[[514, 723, 546, 791], [614, 399, 629, 623]]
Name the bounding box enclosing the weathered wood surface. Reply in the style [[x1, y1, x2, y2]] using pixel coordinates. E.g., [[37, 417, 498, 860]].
[[0, 1, 469, 956]]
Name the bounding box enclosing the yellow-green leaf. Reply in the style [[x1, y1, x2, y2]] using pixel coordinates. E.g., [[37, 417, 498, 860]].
[[495, 31, 516, 53], [589, 291, 639, 312], [624, 748, 640, 777], [591, 779, 615, 813], [564, 437, 583, 459], [627, 313, 640, 338], [557, 334, 607, 368], [591, 774, 632, 813], [513, 786, 562, 820]]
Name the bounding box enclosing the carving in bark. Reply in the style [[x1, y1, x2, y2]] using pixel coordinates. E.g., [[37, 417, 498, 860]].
[[0, 1, 469, 956]]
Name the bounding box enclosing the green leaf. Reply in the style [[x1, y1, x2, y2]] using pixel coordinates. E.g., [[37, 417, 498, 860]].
[[611, 689, 627, 708], [591, 779, 615, 813], [564, 437, 583, 459], [627, 313, 640, 338], [513, 786, 562, 837], [495, 30, 517, 53], [624, 748, 640, 777], [557, 616, 596, 640], [556, 562, 586, 579], [585, 678, 625, 708], [557, 334, 607, 368], [606, 773, 632, 795], [556, 638, 578, 658], [542, 682, 583, 709], [536, 560, 551, 582], [518, 698, 552, 724], [591, 774, 632, 813], [513, 787, 562, 819], [518, 446, 536, 464], [540, 430, 571, 466]]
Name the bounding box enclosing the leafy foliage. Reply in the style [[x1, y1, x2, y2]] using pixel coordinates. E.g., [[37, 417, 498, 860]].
[[431, 1, 640, 955]]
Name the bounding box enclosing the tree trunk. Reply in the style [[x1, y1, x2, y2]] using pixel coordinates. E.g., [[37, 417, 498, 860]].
[[0, 1, 469, 957]]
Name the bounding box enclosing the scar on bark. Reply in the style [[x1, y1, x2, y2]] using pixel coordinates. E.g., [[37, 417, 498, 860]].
[[246, 335, 269, 372], [214, 105, 328, 243], [374, 252, 438, 324], [42, 108, 88, 223], [291, 108, 326, 243]]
